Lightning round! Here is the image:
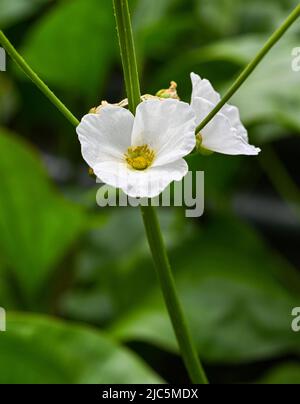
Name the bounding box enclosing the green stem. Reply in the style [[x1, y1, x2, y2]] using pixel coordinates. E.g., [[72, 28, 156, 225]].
[[112, 0, 208, 384], [0, 30, 79, 127], [140, 205, 208, 384], [112, 0, 141, 113], [0, 20, 208, 384], [196, 4, 300, 134]]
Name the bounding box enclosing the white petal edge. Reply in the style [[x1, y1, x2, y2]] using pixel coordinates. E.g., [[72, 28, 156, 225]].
[[221, 103, 248, 142], [191, 72, 221, 105], [76, 106, 134, 169], [93, 159, 189, 198], [191, 72, 251, 143], [131, 99, 196, 166], [193, 97, 260, 155]]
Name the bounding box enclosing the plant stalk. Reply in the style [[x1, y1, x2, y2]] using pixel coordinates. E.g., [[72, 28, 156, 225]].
[[0, 30, 79, 127], [112, 0, 208, 384]]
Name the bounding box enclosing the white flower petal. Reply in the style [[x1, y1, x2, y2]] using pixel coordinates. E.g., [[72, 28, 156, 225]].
[[221, 103, 248, 141], [94, 159, 188, 198], [191, 73, 260, 155], [131, 99, 196, 166], [76, 106, 134, 168], [191, 72, 221, 105], [193, 97, 260, 155]]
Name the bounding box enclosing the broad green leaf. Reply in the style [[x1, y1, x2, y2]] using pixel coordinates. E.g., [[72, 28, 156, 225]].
[[110, 215, 300, 364], [0, 313, 162, 384], [60, 207, 194, 324], [21, 0, 117, 102], [259, 363, 300, 384], [0, 128, 85, 299]]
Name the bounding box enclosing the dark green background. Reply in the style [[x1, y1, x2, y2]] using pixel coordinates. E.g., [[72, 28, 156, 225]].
[[0, 0, 300, 384]]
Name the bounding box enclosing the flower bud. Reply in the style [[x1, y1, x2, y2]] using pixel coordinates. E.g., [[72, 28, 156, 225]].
[[156, 81, 180, 100], [196, 133, 214, 156], [141, 94, 159, 101], [88, 167, 95, 177], [89, 99, 129, 114]]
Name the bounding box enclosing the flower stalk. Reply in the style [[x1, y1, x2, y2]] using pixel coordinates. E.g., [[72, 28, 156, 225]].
[[0, 30, 79, 128], [112, 0, 141, 113], [112, 0, 208, 384]]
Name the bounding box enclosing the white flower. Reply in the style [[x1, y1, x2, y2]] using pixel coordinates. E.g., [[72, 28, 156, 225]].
[[191, 72, 260, 155], [76, 99, 196, 198]]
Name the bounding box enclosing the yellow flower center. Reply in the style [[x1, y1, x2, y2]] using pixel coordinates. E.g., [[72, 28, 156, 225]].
[[125, 145, 155, 171]]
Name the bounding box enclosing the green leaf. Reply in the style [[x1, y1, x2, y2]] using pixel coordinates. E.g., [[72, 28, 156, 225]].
[[259, 363, 300, 384], [60, 207, 194, 324], [0, 313, 162, 384], [0, 128, 85, 299], [110, 214, 300, 364], [20, 0, 117, 102]]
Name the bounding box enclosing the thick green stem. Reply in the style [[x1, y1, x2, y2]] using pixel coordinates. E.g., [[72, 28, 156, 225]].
[[196, 4, 300, 134], [0, 30, 79, 127], [140, 205, 208, 384], [112, 0, 141, 112], [112, 0, 208, 384]]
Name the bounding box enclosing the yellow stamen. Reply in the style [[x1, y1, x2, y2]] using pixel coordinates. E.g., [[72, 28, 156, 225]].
[[125, 145, 155, 171]]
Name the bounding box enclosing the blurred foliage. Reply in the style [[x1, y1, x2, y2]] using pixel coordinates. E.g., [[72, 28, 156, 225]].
[[20, 0, 118, 103], [259, 363, 300, 384], [0, 313, 162, 383], [0, 0, 48, 29], [110, 214, 300, 363], [0, 129, 86, 302], [0, 0, 300, 384]]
